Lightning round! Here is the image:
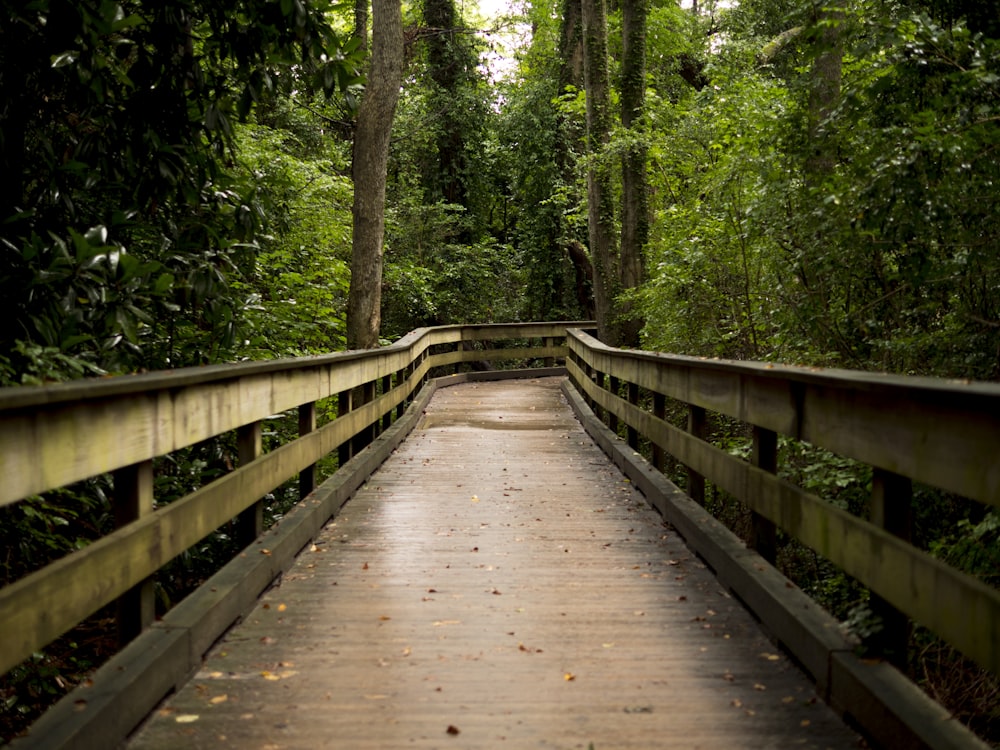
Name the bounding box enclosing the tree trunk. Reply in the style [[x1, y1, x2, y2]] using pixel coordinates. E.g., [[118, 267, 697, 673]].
[[619, 0, 648, 347], [581, 0, 618, 344], [806, 0, 842, 185], [355, 0, 369, 52], [347, 0, 404, 349]]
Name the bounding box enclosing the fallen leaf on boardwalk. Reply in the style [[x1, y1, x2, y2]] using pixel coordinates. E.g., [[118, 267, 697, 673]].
[[563, 673, 576, 681], [731, 699, 743, 708], [210, 695, 228, 705], [362, 562, 369, 570], [754, 683, 766, 691], [723, 672, 735, 682], [782, 696, 796, 704], [801, 720, 811, 727], [446, 725, 461, 735], [175, 715, 200, 723], [260, 549, 271, 556], [379, 615, 391, 621], [434, 620, 462, 626], [277, 603, 287, 612], [760, 652, 780, 661], [471, 495, 480, 503], [602, 643, 615, 648], [364, 694, 388, 700], [402, 647, 412, 657]]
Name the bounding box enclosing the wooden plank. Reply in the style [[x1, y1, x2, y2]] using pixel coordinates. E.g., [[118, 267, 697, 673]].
[[567, 330, 1000, 506], [560, 379, 990, 750], [126, 378, 859, 750], [0, 325, 586, 508], [569, 361, 1000, 676], [0, 383, 413, 675]]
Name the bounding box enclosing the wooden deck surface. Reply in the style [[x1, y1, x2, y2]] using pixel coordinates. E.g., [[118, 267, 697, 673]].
[[127, 377, 861, 750]]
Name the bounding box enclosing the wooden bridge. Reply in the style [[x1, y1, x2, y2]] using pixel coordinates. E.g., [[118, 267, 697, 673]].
[[1, 323, 997, 749]]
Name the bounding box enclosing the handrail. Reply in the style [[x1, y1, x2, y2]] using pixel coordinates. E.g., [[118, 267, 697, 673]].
[[565, 328, 1000, 680], [0, 322, 589, 679]]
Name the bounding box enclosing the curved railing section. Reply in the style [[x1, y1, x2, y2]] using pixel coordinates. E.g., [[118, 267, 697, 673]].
[[565, 328, 999, 681], [0, 322, 587, 683]]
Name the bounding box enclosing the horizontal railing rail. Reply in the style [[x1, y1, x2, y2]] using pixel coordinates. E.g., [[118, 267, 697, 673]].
[[565, 328, 1000, 681], [0, 322, 588, 680]]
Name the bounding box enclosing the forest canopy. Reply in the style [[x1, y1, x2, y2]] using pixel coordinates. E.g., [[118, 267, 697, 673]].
[[2, 0, 998, 382]]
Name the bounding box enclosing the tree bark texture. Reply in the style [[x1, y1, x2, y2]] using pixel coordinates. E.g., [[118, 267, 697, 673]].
[[806, 0, 843, 185], [355, 0, 369, 52], [619, 0, 649, 347], [581, 0, 619, 345], [347, 0, 404, 349]]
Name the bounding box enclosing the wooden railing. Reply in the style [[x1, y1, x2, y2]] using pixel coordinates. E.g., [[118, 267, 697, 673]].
[[565, 328, 1000, 681], [0, 322, 585, 682]]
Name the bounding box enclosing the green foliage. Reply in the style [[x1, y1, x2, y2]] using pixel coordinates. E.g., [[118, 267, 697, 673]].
[[232, 121, 352, 357], [0, 0, 360, 375]]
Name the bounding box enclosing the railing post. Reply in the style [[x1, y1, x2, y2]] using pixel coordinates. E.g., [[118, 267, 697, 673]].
[[608, 375, 620, 434], [652, 392, 666, 473], [236, 421, 264, 545], [113, 460, 155, 646], [396, 368, 407, 418], [338, 389, 352, 466], [749, 426, 777, 564], [299, 403, 316, 498], [627, 382, 639, 449], [382, 374, 393, 431], [544, 336, 555, 367], [869, 468, 913, 668], [352, 381, 376, 455], [687, 405, 706, 505]]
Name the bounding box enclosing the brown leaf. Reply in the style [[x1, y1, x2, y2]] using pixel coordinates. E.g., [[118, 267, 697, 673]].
[[446, 725, 461, 735]]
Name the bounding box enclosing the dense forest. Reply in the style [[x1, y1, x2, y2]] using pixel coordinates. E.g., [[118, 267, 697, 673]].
[[1, 0, 998, 743]]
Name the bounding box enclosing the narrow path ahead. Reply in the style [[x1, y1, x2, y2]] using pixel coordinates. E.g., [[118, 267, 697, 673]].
[[128, 378, 860, 749]]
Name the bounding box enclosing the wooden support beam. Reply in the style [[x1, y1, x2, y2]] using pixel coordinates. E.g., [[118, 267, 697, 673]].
[[687, 405, 706, 505], [236, 422, 264, 546], [608, 376, 620, 434], [113, 461, 155, 647], [868, 469, 913, 668], [299, 402, 317, 498], [652, 392, 666, 473], [749, 426, 777, 564], [627, 382, 639, 449], [381, 375, 393, 431], [338, 390, 352, 466]]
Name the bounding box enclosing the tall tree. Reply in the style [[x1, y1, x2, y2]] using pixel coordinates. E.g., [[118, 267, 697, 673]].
[[618, 0, 649, 346], [581, 0, 618, 343], [347, 0, 404, 349]]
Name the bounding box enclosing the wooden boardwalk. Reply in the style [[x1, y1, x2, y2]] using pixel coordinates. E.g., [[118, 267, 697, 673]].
[[127, 378, 861, 750]]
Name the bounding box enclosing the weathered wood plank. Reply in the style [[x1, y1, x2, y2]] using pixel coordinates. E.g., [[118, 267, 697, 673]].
[[0, 324, 581, 508], [126, 379, 858, 750], [567, 329, 1000, 506], [569, 360, 1000, 676]]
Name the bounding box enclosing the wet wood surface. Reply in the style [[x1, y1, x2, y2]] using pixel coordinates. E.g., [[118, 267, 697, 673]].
[[127, 377, 861, 750]]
